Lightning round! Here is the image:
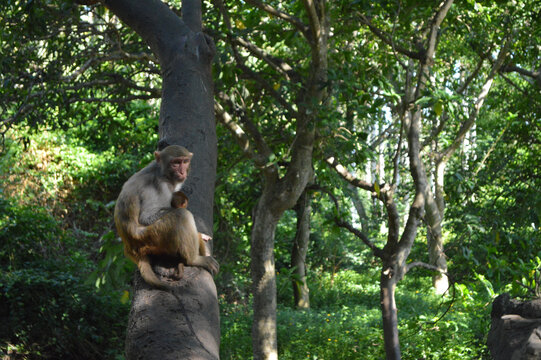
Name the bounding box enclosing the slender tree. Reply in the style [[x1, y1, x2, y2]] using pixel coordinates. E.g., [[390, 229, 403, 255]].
[[291, 189, 311, 309], [214, 1, 328, 358], [326, 1, 455, 358]]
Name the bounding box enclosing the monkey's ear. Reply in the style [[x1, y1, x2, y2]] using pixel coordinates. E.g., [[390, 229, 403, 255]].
[[154, 151, 161, 162]]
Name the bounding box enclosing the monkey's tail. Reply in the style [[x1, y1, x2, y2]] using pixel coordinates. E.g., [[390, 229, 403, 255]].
[[138, 257, 172, 290]]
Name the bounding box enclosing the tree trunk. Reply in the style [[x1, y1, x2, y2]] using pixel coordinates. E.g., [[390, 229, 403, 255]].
[[251, 196, 280, 360], [102, 1, 220, 358], [426, 160, 449, 294], [126, 267, 220, 360], [380, 268, 400, 360], [291, 190, 311, 309], [250, 117, 314, 359]]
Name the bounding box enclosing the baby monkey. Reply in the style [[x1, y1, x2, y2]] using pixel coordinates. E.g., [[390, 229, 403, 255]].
[[114, 145, 219, 289]]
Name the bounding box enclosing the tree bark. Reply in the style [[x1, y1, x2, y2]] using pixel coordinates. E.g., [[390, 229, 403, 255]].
[[126, 267, 220, 360], [424, 34, 510, 293], [102, 1, 219, 358], [426, 160, 448, 294], [251, 197, 280, 360], [380, 269, 400, 360], [215, 1, 326, 358], [291, 190, 311, 309]]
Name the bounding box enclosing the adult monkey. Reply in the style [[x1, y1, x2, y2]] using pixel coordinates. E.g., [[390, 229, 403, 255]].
[[114, 145, 219, 289]]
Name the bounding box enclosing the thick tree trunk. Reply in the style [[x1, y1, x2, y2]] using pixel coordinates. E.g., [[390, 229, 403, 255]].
[[125, 267, 220, 360], [251, 197, 280, 360], [102, 1, 220, 358], [291, 190, 311, 309]]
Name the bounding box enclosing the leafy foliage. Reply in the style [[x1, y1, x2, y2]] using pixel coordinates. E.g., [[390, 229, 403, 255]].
[[1, 0, 540, 358], [221, 269, 492, 359], [0, 198, 128, 359]]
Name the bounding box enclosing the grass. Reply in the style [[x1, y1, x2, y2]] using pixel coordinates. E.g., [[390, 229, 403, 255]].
[[220, 269, 492, 359]]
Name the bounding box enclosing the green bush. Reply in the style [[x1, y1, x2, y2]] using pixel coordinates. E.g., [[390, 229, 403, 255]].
[[0, 268, 128, 360], [0, 198, 129, 359]]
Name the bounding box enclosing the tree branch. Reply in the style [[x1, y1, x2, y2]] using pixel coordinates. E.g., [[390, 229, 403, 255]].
[[500, 64, 540, 80], [231, 37, 299, 82], [413, 0, 454, 100], [308, 184, 385, 259], [335, 218, 385, 259], [406, 261, 448, 274], [215, 0, 298, 118], [302, 0, 321, 43], [440, 33, 512, 163], [456, 55, 485, 94], [325, 156, 375, 192], [214, 100, 267, 167], [244, 0, 310, 39], [359, 14, 423, 60]]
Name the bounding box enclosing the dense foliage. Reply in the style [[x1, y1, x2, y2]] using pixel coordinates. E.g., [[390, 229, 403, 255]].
[[1, 0, 539, 359]]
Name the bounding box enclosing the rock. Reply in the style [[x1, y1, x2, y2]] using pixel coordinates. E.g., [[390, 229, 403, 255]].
[[488, 294, 541, 360]]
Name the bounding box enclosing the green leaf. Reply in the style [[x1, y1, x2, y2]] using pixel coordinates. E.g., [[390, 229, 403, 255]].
[[434, 100, 444, 117]]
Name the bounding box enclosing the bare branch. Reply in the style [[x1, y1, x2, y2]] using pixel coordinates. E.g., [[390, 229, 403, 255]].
[[500, 64, 540, 80], [302, 0, 321, 43], [413, 0, 454, 100], [424, 0, 454, 63], [70, 95, 156, 103], [215, 91, 273, 162], [325, 156, 374, 192], [472, 120, 511, 177], [499, 72, 531, 96], [457, 56, 485, 94], [421, 111, 447, 149], [231, 37, 299, 82], [370, 122, 398, 149], [391, 121, 404, 186]]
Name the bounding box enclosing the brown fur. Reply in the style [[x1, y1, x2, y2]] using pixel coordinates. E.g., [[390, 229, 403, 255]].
[[114, 146, 219, 289]]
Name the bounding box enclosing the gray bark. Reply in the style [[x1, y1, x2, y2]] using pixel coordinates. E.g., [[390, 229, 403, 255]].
[[425, 35, 511, 292], [250, 113, 315, 359], [426, 160, 448, 293], [102, 0, 219, 358], [249, 1, 326, 358], [291, 190, 311, 309], [380, 271, 400, 360], [126, 267, 220, 360], [251, 198, 280, 360]]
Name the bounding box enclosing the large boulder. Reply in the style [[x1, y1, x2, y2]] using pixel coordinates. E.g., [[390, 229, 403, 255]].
[[488, 293, 541, 360]]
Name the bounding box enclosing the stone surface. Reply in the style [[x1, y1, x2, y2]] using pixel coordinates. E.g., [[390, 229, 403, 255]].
[[488, 293, 541, 360]]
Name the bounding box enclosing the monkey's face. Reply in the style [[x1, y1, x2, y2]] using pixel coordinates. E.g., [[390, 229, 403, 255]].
[[169, 156, 191, 183]]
